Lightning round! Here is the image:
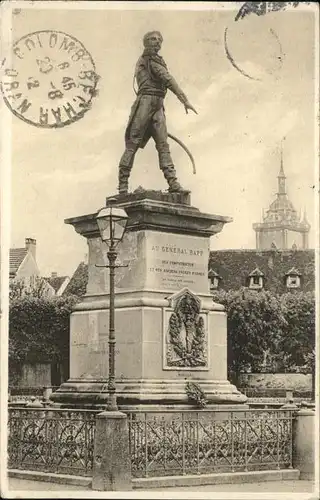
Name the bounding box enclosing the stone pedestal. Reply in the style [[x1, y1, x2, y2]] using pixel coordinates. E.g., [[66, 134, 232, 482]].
[[51, 190, 247, 406], [92, 411, 132, 491], [293, 408, 315, 480]]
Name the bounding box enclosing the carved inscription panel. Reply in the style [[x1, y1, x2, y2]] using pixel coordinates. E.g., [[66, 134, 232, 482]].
[[145, 232, 209, 293]]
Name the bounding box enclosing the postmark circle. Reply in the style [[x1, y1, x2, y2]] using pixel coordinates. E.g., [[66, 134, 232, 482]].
[[0, 30, 99, 128]]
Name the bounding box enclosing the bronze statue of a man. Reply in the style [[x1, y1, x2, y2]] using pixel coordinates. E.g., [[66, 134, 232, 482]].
[[117, 31, 197, 194]]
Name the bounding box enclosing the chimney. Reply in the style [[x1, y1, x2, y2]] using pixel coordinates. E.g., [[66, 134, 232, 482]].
[[25, 238, 36, 259], [51, 272, 58, 278]]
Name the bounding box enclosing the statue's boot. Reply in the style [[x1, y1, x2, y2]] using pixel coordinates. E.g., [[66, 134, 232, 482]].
[[159, 151, 184, 192], [118, 149, 135, 194], [118, 166, 131, 194]]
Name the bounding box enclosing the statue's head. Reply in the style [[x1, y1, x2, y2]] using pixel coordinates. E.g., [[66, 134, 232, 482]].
[[143, 31, 163, 53]]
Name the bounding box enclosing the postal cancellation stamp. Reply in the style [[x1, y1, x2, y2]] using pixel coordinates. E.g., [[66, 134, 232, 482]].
[[0, 30, 99, 128]]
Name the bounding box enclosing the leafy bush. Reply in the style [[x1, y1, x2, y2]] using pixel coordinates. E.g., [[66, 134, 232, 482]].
[[9, 277, 51, 301], [279, 292, 315, 371], [212, 288, 286, 382], [9, 295, 78, 383]]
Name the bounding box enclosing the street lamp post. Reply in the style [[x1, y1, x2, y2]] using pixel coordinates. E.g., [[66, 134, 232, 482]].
[[96, 203, 128, 411]]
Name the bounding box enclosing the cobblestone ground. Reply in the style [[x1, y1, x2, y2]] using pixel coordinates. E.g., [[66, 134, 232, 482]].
[[6, 478, 316, 493]]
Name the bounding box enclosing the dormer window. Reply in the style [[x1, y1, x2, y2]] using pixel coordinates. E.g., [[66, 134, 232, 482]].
[[252, 275, 260, 286], [248, 267, 264, 290], [285, 267, 301, 289], [287, 276, 299, 287], [208, 269, 221, 291]]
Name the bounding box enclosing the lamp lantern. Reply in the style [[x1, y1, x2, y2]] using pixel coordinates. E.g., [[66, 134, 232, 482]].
[[96, 206, 128, 248]]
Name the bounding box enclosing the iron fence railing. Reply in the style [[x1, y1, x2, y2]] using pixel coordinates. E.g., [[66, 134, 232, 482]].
[[8, 407, 295, 479], [8, 407, 100, 476], [127, 409, 294, 478]]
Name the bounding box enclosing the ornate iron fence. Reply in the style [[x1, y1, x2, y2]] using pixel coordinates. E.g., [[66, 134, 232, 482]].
[[8, 407, 99, 476], [128, 409, 294, 478], [8, 407, 295, 480]]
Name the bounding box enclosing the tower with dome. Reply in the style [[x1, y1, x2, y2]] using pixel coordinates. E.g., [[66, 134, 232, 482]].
[[253, 151, 310, 250]]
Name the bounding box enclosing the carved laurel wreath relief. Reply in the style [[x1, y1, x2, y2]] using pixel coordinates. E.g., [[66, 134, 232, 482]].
[[165, 289, 208, 369]]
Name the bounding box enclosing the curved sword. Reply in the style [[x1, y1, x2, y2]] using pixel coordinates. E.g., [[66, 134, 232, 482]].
[[168, 132, 196, 175]]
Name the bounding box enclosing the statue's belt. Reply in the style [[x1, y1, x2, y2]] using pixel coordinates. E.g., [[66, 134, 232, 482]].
[[138, 91, 166, 98]]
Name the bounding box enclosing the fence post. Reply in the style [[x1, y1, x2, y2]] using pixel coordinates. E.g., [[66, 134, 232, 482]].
[[92, 411, 132, 491], [292, 408, 315, 480], [43, 386, 53, 403]]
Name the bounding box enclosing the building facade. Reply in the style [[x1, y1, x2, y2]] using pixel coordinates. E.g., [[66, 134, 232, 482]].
[[9, 238, 40, 285]]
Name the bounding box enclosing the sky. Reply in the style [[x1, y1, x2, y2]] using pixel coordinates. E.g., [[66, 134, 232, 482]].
[[1, 1, 318, 278]]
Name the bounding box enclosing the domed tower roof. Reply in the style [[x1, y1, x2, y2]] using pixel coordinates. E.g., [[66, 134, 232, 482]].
[[264, 195, 299, 223], [261, 147, 309, 229], [253, 141, 310, 250]]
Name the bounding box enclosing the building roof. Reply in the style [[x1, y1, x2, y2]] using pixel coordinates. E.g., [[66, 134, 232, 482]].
[[63, 262, 88, 297], [285, 267, 302, 277], [209, 249, 315, 294], [208, 269, 221, 279], [249, 267, 264, 277], [9, 248, 28, 275], [44, 276, 68, 293]]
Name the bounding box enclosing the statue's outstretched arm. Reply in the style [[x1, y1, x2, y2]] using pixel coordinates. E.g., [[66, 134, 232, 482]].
[[149, 60, 197, 115]]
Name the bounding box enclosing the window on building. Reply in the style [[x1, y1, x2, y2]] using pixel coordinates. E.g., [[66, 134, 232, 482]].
[[249, 276, 263, 289], [285, 267, 301, 289], [210, 276, 220, 291], [286, 275, 301, 289], [208, 270, 221, 292], [248, 268, 264, 290]]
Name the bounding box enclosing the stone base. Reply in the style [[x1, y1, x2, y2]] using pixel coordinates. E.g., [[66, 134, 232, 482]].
[[51, 378, 247, 407], [133, 469, 301, 489], [107, 188, 192, 206], [92, 411, 132, 491], [56, 192, 245, 409], [8, 468, 302, 490]]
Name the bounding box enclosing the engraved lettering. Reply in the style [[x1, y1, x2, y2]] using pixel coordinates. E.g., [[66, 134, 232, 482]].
[[4, 69, 18, 77], [78, 70, 96, 81], [17, 98, 32, 114], [51, 107, 62, 124], [58, 62, 70, 70], [3, 30, 97, 127], [13, 47, 24, 59], [36, 33, 43, 48], [62, 77, 76, 91], [59, 37, 76, 53], [27, 77, 40, 90], [71, 49, 86, 62], [63, 102, 77, 119], [49, 33, 58, 48], [39, 107, 48, 125], [79, 83, 94, 94], [5, 93, 22, 100], [3, 81, 19, 91], [25, 38, 35, 51]]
